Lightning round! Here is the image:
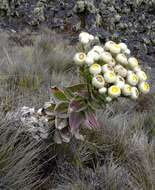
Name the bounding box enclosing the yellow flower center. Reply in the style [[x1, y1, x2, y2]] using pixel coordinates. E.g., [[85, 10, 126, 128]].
[[79, 53, 85, 60], [127, 86, 131, 92], [109, 73, 114, 79], [132, 75, 138, 82], [96, 75, 103, 82], [144, 83, 149, 90], [114, 44, 120, 49], [111, 86, 119, 93], [92, 64, 99, 70]]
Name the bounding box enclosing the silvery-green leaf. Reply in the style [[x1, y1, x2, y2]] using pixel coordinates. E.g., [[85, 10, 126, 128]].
[[69, 112, 84, 134], [55, 117, 68, 130], [51, 86, 68, 102], [54, 131, 62, 144]]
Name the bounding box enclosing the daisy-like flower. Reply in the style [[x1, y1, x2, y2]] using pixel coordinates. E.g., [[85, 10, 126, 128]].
[[115, 75, 125, 89], [100, 51, 113, 64], [73, 52, 86, 65], [127, 73, 139, 86], [92, 45, 104, 54], [87, 50, 100, 61], [99, 87, 107, 94], [89, 63, 102, 75], [85, 56, 94, 66], [116, 53, 128, 65], [128, 57, 139, 68], [106, 96, 113, 102], [114, 65, 127, 77], [109, 58, 116, 67], [92, 75, 105, 89], [109, 43, 121, 54], [105, 41, 115, 51], [102, 64, 114, 73], [104, 71, 116, 83], [138, 81, 150, 94], [122, 84, 132, 96], [131, 87, 139, 100], [119, 42, 128, 52], [136, 70, 147, 81], [108, 85, 121, 98]]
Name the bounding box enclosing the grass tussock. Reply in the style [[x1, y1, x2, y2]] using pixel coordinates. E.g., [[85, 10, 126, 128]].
[[0, 30, 154, 190]]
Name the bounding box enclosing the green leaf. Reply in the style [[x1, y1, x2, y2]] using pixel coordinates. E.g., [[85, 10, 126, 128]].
[[54, 101, 69, 118], [43, 102, 56, 116], [65, 83, 87, 93], [51, 86, 68, 102]]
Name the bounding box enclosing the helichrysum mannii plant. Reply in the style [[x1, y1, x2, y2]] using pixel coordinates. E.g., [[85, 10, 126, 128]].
[[20, 31, 150, 143]]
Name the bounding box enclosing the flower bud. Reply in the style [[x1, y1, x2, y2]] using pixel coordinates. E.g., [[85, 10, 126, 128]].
[[100, 51, 113, 64], [99, 87, 107, 94], [131, 87, 139, 100], [128, 57, 139, 68], [92, 75, 105, 89], [116, 53, 128, 65], [115, 75, 125, 89], [114, 65, 127, 78], [136, 70, 147, 81]]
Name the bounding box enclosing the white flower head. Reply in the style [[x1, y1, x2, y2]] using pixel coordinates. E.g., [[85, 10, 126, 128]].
[[92, 45, 104, 54], [131, 87, 139, 100], [128, 57, 139, 68], [105, 41, 115, 51], [85, 56, 94, 66], [87, 50, 100, 61], [73, 52, 86, 65], [102, 64, 114, 73], [104, 71, 117, 83], [99, 87, 107, 94], [122, 84, 132, 96], [92, 75, 105, 89], [100, 51, 113, 63], [79, 32, 90, 44], [116, 53, 128, 65], [108, 85, 121, 98], [89, 34, 94, 41], [109, 43, 121, 54], [115, 75, 125, 89], [114, 64, 127, 78], [119, 42, 128, 51], [136, 70, 147, 81], [106, 96, 113, 102], [89, 63, 102, 75], [138, 81, 150, 94], [127, 73, 139, 86]]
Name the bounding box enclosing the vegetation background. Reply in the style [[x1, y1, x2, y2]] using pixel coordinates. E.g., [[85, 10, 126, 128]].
[[0, 0, 154, 189]]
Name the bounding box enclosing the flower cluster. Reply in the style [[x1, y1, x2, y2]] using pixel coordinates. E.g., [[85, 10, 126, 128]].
[[74, 32, 150, 102]]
